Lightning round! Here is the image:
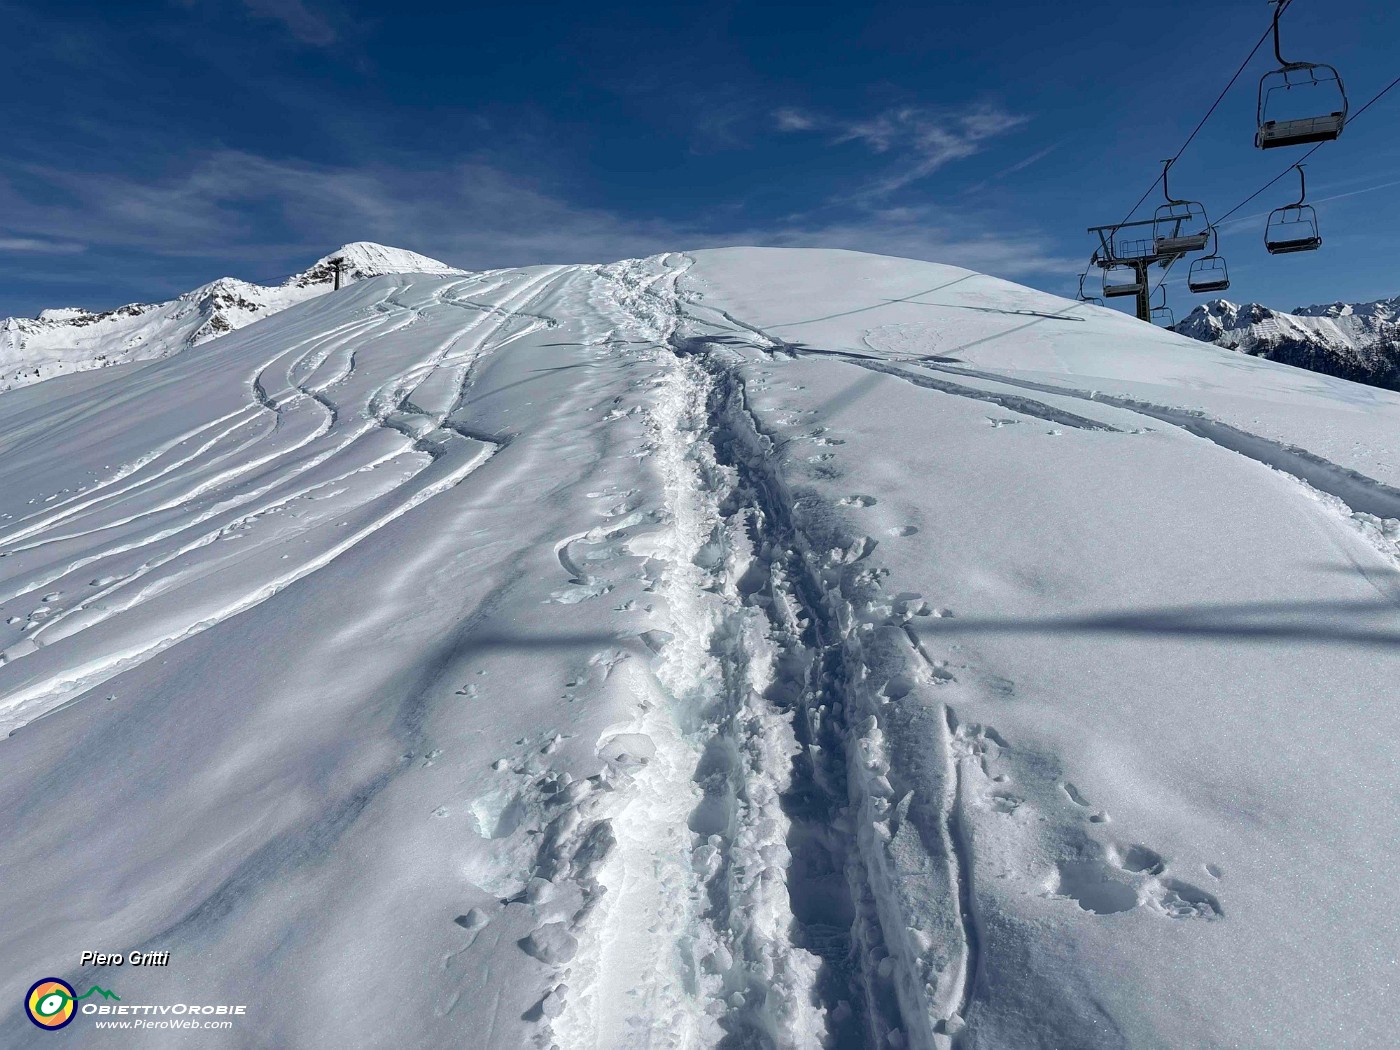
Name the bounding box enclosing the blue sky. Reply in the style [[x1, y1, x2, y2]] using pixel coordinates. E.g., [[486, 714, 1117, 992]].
[[3, 0, 1397, 318]]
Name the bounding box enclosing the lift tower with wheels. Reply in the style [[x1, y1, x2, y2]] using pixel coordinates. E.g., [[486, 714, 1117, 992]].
[[1086, 217, 1191, 323]]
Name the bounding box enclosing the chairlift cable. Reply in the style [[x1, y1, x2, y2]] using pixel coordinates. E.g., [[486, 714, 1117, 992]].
[[1347, 70, 1400, 122], [1215, 142, 1325, 226], [1216, 70, 1400, 226], [1151, 255, 1178, 301], [1111, 3, 1287, 230]]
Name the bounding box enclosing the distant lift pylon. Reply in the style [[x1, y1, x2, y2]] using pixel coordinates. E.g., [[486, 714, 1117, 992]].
[[1086, 214, 1194, 323]]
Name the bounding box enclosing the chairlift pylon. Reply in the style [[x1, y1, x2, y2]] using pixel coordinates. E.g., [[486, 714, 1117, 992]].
[[1153, 160, 1211, 257], [1187, 227, 1231, 294], [1256, 0, 1348, 149], [1265, 164, 1322, 254]]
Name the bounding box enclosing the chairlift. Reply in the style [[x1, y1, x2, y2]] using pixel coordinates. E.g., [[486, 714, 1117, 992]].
[[1265, 164, 1322, 254], [1153, 160, 1211, 257], [1150, 286, 1175, 328], [1187, 228, 1231, 294], [1102, 262, 1145, 299], [1256, 0, 1347, 149], [1077, 271, 1104, 306]]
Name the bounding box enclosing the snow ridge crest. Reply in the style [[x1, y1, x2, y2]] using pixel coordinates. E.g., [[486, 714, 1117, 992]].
[[0, 242, 464, 393]]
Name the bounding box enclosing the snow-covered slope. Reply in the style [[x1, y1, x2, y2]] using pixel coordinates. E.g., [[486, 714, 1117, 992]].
[[0, 242, 461, 392], [0, 249, 1397, 1049], [1176, 294, 1400, 391]]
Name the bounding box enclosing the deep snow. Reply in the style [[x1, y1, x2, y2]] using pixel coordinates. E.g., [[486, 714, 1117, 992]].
[[1, 248, 1397, 1049]]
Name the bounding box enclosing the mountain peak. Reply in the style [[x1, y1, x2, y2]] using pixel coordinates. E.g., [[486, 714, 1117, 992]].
[[2, 243, 468, 392], [1175, 292, 1400, 392], [288, 243, 463, 289]]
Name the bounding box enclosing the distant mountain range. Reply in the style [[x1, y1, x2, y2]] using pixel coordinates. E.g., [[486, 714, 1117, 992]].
[[0, 242, 461, 393], [1174, 294, 1400, 392]]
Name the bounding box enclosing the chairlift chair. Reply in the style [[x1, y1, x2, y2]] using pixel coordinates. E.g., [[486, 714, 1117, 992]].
[[1187, 228, 1231, 294], [1102, 262, 1145, 299], [1150, 287, 1174, 328], [1153, 160, 1211, 257], [1077, 271, 1105, 306], [1256, 1, 1348, 149], [1265, 164, 1322, 254]]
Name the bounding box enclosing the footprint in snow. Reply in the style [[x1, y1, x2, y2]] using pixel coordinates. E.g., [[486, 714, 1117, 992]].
[[1115, 843, 1165, 875], [1062, 781, 1109, 823], [990, 792, 1023, 814], [1050, 838, 1223, 921], [1150, 878, 1223, 919], [454, 909, 489, 931], [596, 731, 656, 772], [1052, 860, 1139, 915], [1053, 846, 1223, 919]]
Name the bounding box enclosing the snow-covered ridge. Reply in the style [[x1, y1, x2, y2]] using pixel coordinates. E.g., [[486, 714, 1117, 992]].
[[0, 241, 463, 393], [1175, 293, 1400, 392]]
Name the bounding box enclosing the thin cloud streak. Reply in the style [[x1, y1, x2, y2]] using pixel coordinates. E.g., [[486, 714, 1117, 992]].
[[775, 102, 1030, 198], [241, 0, 338, 46], [170, 0, 341, 47], [0, 237, 86, 254], [1216, 176, 1400, 234], [962, 143, 1062, 195]]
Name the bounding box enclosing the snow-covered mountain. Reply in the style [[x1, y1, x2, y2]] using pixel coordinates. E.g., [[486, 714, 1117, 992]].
[[1, 249, 1397, 1049], [0, 242, 461, 392], [1175, 294, 1400, 391]]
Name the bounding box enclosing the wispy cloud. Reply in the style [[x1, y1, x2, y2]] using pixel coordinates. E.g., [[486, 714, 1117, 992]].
[[0, 148, 1075, 315], [240, 0, 338, 46], [171, 0, 341, 47], [773, 108, 818, 132], [775, 102, 1030, 197], [0, 237, 86, 254], [960, 143, 1060, 196]]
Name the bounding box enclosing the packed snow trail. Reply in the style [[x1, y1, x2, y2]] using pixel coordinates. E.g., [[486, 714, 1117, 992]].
[[1, 249, 1398, 1049]]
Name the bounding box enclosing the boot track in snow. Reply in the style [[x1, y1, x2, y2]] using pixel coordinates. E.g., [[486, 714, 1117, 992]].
[[556, 257, 974, 1050]]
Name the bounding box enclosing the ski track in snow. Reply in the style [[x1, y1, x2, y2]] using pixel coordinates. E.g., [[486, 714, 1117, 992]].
[[0, 268, 566, 732], [903, 361, 1400, 579]]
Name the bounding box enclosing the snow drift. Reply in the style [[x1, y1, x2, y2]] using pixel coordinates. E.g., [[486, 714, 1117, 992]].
[[0, 248, 1397, 1049]]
